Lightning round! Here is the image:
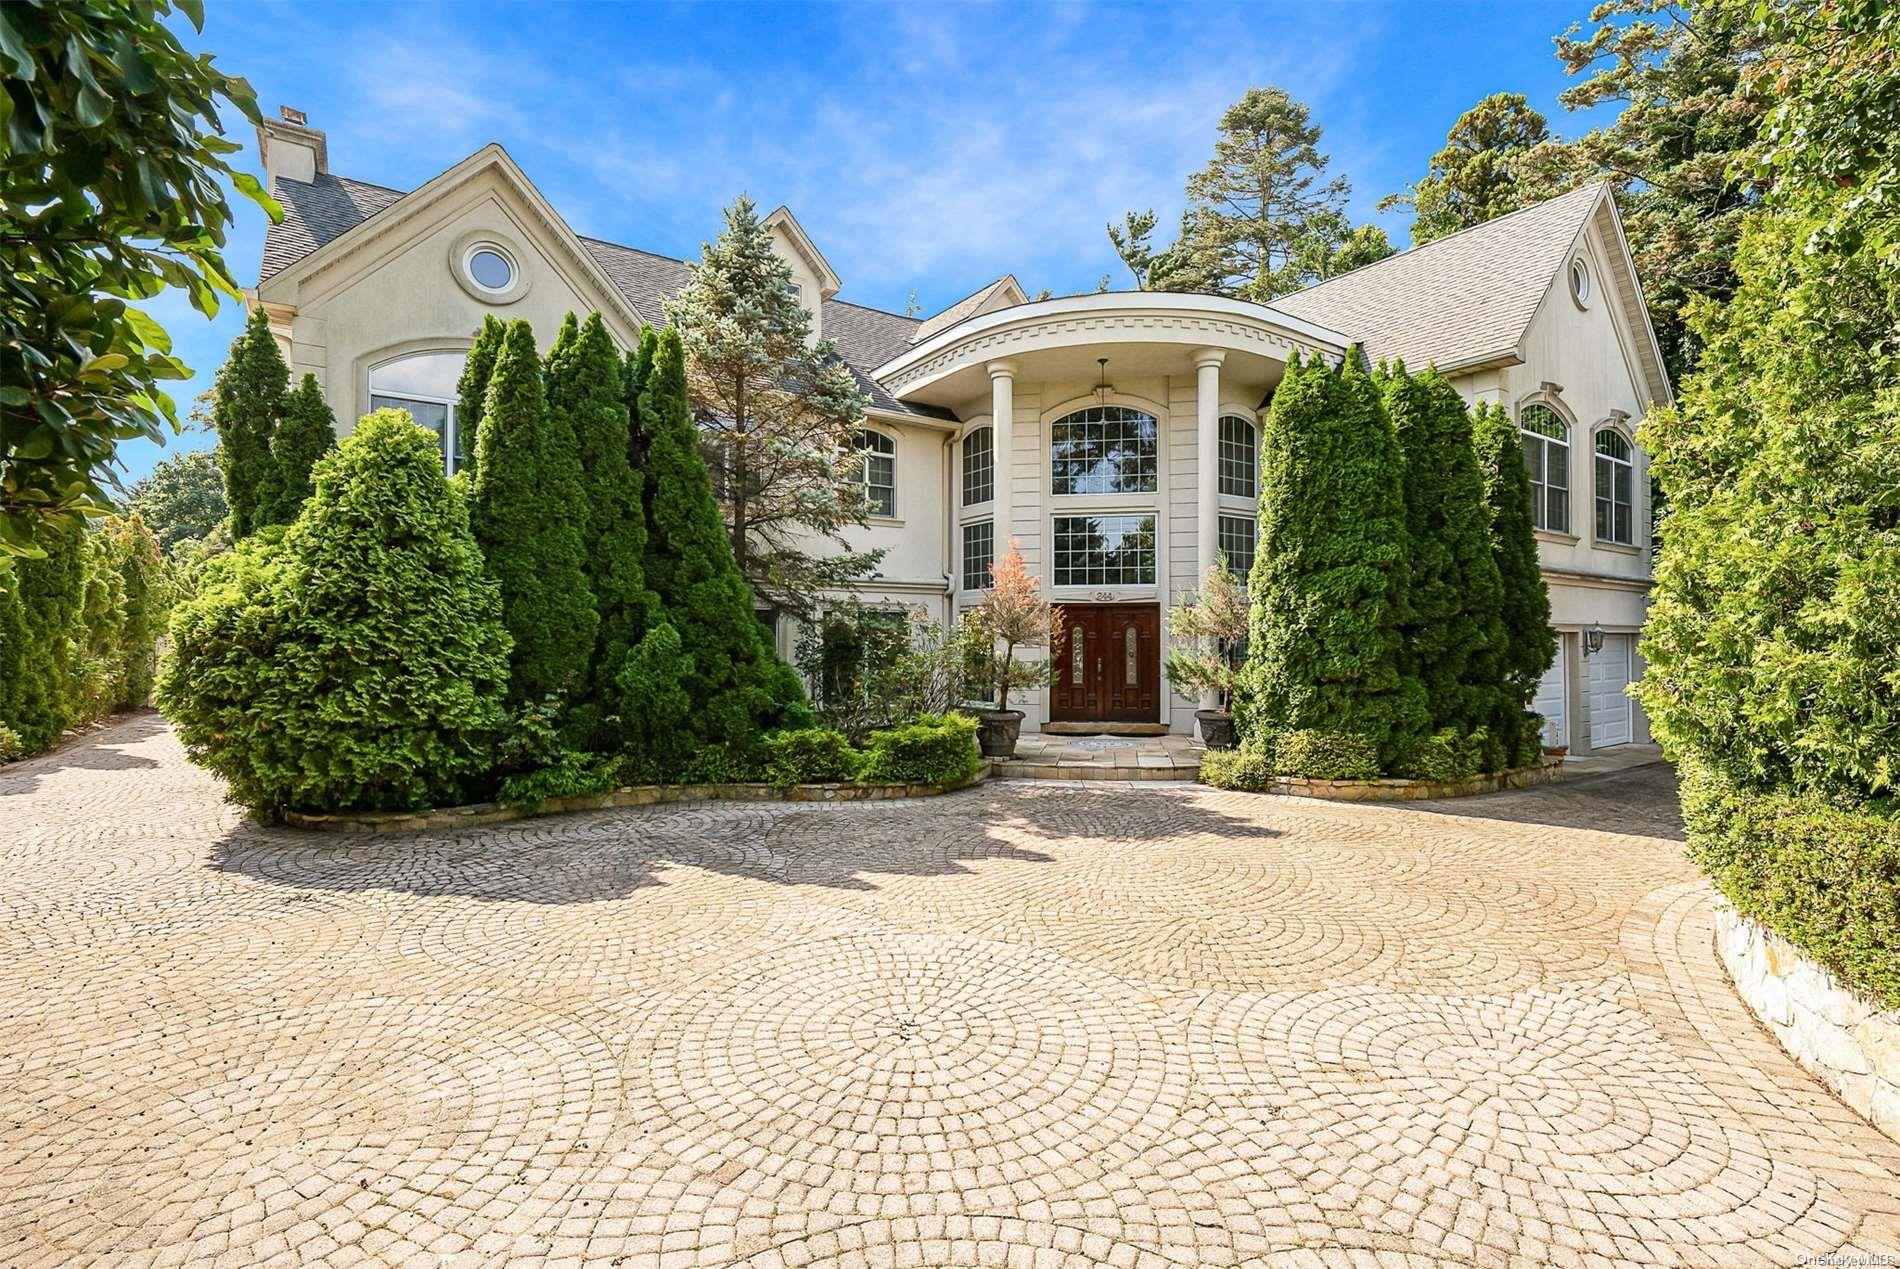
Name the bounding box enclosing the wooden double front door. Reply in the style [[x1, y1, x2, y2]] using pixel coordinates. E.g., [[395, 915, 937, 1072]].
[[1048, 604, 1161, 724]]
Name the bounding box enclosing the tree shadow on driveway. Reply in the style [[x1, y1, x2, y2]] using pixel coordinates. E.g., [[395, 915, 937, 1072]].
[[1400, 762, 1685, 843], [0, 711, 164, 799]]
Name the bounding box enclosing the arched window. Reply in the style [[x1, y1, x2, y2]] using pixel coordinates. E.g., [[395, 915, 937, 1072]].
[[1218, 414, 1257, 499], [856, 429, 896, 516], [370, 351, 469, 474], [1594, 428, 1634, 545], [1519, 403, 1570, 533], [962, 426, 994, 506], [1050, 405, 1158, 495]]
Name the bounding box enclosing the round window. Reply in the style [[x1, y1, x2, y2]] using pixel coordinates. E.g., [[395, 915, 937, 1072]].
[[1569, 258, 1591, 306], [468, 247, 515, 292]]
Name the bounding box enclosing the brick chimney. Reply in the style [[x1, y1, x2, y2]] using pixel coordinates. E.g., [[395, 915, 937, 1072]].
[[255, 106, 327, 189]]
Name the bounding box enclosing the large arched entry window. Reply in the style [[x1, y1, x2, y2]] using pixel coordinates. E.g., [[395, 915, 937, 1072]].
[[370, 351, 469, 474], [1519, 403, 1570, 533], [1050, 405, 1158, 495]]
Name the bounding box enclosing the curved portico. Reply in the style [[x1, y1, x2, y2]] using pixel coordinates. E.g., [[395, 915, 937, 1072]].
[[873, 293, 1350, 733]]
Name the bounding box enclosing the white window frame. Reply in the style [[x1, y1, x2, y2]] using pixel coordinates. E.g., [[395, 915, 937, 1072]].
[[1049, 405, 1160, 497], [1594, 427, 1636, 546], [1217, 414, 1257, 500], [1217, 512, 1256, 578], [961, 425, 994, 507], [1519, 402, 1571, 534], [961, 518, 994, 591], [856, 428, 896, 518], [1050, 511, 1158, 588]]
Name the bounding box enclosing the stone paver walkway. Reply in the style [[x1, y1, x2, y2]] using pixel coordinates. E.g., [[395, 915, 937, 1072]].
[[3, 714, 1898, 1267], [999, 733, 1203, 780]]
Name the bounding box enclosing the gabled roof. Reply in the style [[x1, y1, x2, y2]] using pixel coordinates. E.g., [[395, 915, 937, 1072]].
[[1274, 182, 1627, 376], [762, 206, 842, 298], [258, 156, 951, 422], [912, 275, 1028, 344]]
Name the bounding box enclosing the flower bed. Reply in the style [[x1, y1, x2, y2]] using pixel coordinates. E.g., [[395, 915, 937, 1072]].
[[284, 765, 987, 833]]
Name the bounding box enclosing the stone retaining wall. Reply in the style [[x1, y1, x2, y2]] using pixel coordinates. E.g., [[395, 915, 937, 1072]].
[[1716, 904, 1900, 1142], [285, 767, 987, 833], [1251, 754, 1567, 802]]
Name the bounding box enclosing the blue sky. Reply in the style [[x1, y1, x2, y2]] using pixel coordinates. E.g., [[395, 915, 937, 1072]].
[[125, 0, 1609, 485]]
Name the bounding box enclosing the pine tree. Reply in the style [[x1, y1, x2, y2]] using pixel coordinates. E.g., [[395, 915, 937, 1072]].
[[664, 196, 877, 617], [1472, 402, 1556, 753], [265, 373, 337, 525], [1237, 349, 1425, 765], [471, 320, 597, 708], [455, 315, 505, 483], [213, 309, 289, 539], [1380, 363, 1510, 758], [544, 311, 662, 749], [1378, 94, 1551, 245], [635, 328, 810, 773]]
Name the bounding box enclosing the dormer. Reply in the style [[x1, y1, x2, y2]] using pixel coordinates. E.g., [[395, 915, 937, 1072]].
[[255, 105, 328, 189], [762, 205, 840, 342]]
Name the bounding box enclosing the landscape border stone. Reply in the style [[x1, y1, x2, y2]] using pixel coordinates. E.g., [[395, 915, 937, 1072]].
[[1715, 903, 1900, 1143], [1207, 753, 1568, 801], [284, 766, 988, 833]]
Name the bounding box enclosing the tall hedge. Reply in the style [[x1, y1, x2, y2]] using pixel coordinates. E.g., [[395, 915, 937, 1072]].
[[545, 311, 663, 749], [634, 328, 809, 773], [0, 522, 85, 752], [1380, 362, 1510, 760], [470, 320, 597, 708], [213, 309, 288, 539], [99, 513, 165, 710], [159, 410, 510, 815], [1472, 401, 1556, 748], [266, 373, 336, 525], [455, 315, 505, 483]]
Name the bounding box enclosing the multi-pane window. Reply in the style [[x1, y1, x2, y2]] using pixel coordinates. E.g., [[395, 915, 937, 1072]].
[[1218, 414, 1257, 499], [1595, 429, 1635, 545], [962, 426, 994, 506], [1050, 406, 1158, 495], [962, 519, 994, 591], [857, 429, 896, 516], [1052, 514, 1157, 586], [370, 350, 468, 474], [1519, 404, 1570, 533], [1218, 514, 1256, 577]]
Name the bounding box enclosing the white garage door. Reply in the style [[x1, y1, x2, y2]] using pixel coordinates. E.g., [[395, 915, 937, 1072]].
[[1589, 635, 1634, 749], [1533, 652, 1567, 750]]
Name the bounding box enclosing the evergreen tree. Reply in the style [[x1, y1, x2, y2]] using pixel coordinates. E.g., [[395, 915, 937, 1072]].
[[455, 315, 505, 482], [544, 311, 663, 749], [1380, 363, 1510, 758], [0, 521, 87, 752], [624, 328, 656, 466], [664, 196, 877, 617], [99, 513, 165, 710], [1379, 93, 1551, 245], [127, 449, 226, 552], [265, 373, 337, 525], [635, 328, 810, 773], [213, 309, 289, 539], [1472, 402, 1556, 751], [1237, 349, 1425, 764], [471, 320, 596, 707]]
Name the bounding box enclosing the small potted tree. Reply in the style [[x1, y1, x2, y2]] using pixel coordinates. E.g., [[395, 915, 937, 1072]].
[[1164, 557, 1248, 749], [968, 541, 1058, 758]]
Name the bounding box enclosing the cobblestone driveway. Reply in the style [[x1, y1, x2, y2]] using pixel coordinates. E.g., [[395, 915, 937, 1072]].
[[4, 715, 1898, 1267]]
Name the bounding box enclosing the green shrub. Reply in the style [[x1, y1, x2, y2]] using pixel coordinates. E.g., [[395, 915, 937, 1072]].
[[159, 410, 511, 817], [1200, 746, 1272, 791], [1681, 761, 1900, 1009], [859, 713, 981, 786], [0, 520, 86, 752], [498, 752, 617, 809], [1275, 730, 1381, 780], [1236, 348, 1425, 766], [212, 308, 288, 540], [0, 724, 22, 764], [1396, 727, 1482, 782], [454, 315, 505, 483], [1472, 401, 1557, 746], [266, 373, 337, 525], [764, 727, 863, 786], [471, 319, 597, 709], [675, 740, 767, 785]]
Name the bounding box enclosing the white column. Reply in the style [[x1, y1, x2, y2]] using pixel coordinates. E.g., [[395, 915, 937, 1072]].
[[1192, 349, 1226, 584], [986, 359, 1018, 550]]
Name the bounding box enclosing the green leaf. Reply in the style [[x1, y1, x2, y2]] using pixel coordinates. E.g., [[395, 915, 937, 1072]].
[[0, 9, 33, 80], [75, 84, 111, 129], [176, 0, 205, 31]]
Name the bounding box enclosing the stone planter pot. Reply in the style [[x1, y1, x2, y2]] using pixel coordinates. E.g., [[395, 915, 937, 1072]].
[[1195, 709, 1238, 750], [976, 709, 1024, 758]]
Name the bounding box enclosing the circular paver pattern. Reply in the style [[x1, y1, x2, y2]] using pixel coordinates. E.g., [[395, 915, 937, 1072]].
[[3, 716, 1898, 1268]]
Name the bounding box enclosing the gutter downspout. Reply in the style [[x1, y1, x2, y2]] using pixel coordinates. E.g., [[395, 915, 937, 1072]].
[[942, 432, 956, 626]]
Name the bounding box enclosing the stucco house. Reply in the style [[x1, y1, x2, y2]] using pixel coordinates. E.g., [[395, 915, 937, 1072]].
[[248, 108, 1668, 752]]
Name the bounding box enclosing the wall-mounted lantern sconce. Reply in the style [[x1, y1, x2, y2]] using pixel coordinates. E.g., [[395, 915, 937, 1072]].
[[1583, 623, 1605, 656]]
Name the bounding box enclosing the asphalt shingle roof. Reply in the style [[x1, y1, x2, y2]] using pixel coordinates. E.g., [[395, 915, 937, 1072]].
[[262, 174, 953, 421], [1272, 182, 1607, 371]]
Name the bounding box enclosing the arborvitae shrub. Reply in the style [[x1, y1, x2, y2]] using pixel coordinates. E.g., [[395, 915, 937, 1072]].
[[634, 328, 810, 772], [544, 311, 661, 749], [214, 308, 289, 539], [455, 315, 505, 483], [1237, 348, 1425, 770], [857, 713, 981, 786], [470, 319, 597, 709], [100, 513, 166, 710], [1380, 362, 1511, 764], [1472, 401, 1556, 754], [266, 373, 337, 525], [763, 727, 863, 786], [0, 522, 86, 752], [159, 410, 511, 816]]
